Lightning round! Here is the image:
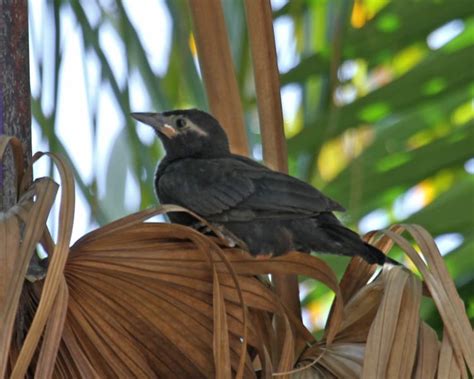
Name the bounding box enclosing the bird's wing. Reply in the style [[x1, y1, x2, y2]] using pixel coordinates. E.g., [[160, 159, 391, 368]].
[[158, 157, 345, 222]]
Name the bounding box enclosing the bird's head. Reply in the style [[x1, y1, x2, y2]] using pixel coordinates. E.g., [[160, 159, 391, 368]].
[[131, 109, 230, 160]]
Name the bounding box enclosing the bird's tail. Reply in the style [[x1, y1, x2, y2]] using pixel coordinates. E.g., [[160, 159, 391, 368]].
[[318, 216, 400, 265], [363, 241, 400, 266]]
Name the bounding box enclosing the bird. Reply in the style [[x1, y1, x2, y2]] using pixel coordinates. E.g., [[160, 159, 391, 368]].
[[131, 109, 397, 265]]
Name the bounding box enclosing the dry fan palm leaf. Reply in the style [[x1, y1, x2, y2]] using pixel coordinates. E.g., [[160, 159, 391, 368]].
[[187, 0, 248, 156], [294, 226, 473, 379], [1, 137, 58, 378], [1, 145, 73, 378], [1, 141, 473, 378], [56, 216, 336, 378]]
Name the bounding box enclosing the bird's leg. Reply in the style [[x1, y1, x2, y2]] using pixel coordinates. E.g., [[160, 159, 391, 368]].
[[191, 221, 248, 250], [213, 225, 249, 250], [190, 221, 212, 233]]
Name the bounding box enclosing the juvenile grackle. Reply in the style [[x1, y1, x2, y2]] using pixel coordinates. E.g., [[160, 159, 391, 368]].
[[132, 109, 397, 265]]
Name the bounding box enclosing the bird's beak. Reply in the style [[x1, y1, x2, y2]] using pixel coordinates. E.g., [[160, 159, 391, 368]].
[[131, 112, 177, 139]]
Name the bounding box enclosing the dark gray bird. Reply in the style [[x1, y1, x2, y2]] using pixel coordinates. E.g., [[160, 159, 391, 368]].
[[132, 109, 396, 265]]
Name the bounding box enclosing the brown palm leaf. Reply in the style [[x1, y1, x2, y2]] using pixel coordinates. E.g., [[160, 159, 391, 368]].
[[1, 139, 473, 378]]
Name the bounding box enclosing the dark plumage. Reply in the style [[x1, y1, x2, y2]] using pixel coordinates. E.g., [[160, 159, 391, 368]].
[[132, 109, 396, 265]]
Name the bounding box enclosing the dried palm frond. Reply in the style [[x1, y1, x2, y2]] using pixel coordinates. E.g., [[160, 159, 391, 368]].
[[56, 216, 339, 378], [187, 0, 248, 156], [1, 138, 73, 378], [1, 140, 473, 378], [293, 227, 474, 378]]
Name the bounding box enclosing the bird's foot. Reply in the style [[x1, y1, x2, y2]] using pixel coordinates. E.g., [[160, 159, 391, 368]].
[[191, 221, 248, 250], [191, 221, 212, 234]]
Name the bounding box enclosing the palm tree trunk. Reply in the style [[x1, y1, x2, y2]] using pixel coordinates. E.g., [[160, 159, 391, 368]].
[[0, 1, 32, 211]]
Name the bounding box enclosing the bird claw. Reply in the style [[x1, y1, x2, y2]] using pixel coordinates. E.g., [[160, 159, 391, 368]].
[[191, 221, 248, 250], [213, 225, 248, 250], [191, 221, 212, 233]]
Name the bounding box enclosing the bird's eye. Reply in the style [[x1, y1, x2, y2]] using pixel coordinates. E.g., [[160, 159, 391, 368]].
[[176, 117, 187, 129]]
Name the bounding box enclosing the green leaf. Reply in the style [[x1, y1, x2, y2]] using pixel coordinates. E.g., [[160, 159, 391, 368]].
[[102, 128, 132, 221], [405, 177, 474, 237], [326, 123, 474, 219], [344, 0, 474, 61], [280, 53, 330, 85], [289, 45, 474, 155]]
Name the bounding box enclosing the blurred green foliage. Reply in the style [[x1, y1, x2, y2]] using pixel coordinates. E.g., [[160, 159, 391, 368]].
[[31, 0, 474, 330]]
